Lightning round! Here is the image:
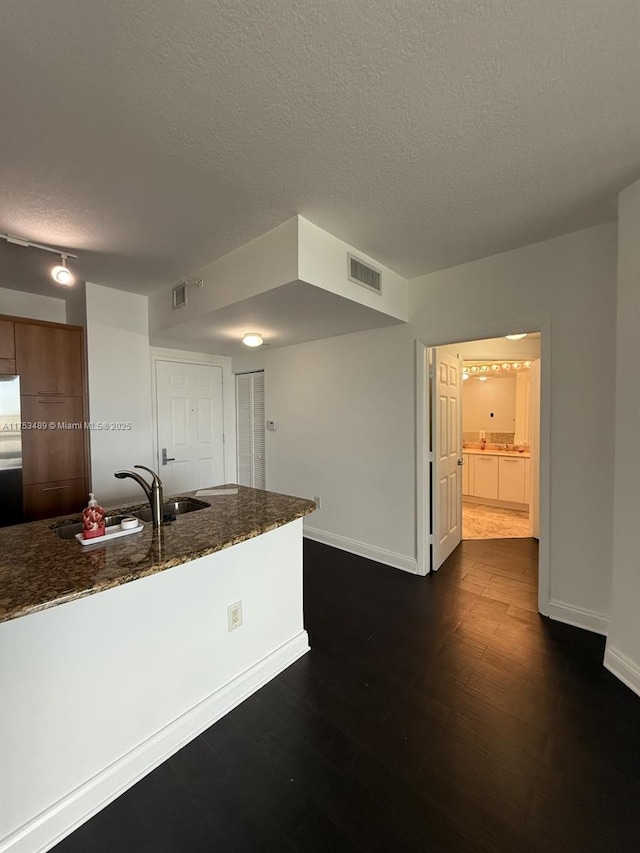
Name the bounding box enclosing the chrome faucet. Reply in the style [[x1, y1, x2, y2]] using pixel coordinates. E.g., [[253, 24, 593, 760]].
[[114, 465, 164, 527]]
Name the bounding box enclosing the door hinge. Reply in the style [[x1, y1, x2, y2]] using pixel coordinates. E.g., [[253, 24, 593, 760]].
[[428, 534, 434, 546], [428, 452, 434, 462]]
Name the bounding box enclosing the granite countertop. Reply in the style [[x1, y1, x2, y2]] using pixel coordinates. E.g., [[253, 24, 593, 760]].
[[0, 485, 315, 624]]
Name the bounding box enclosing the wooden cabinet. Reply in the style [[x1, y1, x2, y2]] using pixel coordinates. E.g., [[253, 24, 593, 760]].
[[498, 456, 527, 503], [15, 322, 84, 396], [0, 318, 16, 373], [23, 478, 88, 522], [1, 315, 89, 522], [21, 396, 86, 484], [473, 454, 499, 499]]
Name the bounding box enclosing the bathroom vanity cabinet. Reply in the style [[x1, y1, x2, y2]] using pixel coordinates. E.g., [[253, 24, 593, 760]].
[[462, 449, 530, 509]]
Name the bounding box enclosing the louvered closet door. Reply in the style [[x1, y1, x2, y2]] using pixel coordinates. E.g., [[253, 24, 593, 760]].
[[236, 371, 265, 489]]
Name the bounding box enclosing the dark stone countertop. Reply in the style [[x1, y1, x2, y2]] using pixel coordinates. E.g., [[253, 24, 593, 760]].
[[0, 485, 315, 624]]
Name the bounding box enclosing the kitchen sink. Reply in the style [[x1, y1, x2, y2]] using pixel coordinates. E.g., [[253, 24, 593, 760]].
[[52, 499, 210, 537], [53, 515, 130, 539], [133, 498, 210, 523]]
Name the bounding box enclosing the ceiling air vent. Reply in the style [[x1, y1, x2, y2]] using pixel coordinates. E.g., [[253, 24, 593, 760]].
[[172, 282, 187, 310], [347, 254, 382, 294]]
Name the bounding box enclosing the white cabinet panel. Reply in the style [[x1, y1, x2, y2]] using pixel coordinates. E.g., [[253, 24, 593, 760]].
[[462, 453, 471, 495], [498, 456, 527, 503], [473, 455, 498, 499]]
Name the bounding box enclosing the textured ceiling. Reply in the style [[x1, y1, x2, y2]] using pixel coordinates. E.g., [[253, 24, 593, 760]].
[[1, 0, 639, 298]]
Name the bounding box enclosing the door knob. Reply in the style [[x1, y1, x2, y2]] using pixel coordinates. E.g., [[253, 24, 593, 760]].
[[457, 458, 465, 465], [162, 448, 176, 465]]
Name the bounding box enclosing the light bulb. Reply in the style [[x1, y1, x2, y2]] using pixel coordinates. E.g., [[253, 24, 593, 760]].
[[242, 332, 263, 348], [51, 258, 74, 286], [462, 372, 469, 381]]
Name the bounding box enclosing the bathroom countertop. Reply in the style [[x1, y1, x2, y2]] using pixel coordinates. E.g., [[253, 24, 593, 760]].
[[0, 485, 315, 624], [463, 448, 530, 458]]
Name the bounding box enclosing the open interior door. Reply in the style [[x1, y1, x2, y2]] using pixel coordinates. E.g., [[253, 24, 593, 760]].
[[430, 348, 463, 570]]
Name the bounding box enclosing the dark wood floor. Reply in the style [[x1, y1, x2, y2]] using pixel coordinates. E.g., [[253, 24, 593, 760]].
[[53, 538, 640, 853]]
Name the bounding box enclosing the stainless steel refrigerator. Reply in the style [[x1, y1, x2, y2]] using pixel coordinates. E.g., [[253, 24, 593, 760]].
[[0, 375, 23, 526]]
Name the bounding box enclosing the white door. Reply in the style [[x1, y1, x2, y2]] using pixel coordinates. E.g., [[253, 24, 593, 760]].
[[430, 349, 463, 570], [155, 361, 225, 495], [235, 371, 266, 489]]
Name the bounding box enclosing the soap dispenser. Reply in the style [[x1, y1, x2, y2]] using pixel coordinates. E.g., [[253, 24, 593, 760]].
[[82, 493, 106, 540]]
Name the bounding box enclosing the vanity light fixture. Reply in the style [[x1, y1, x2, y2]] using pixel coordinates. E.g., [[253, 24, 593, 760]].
[[242, 332, 264, 348], [463, 360, 532, 375], [505, 333, 527, 340], [51, 255, 74, 286], [0, 232, 78, 286]]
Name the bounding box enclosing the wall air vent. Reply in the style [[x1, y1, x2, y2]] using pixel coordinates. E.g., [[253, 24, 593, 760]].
[[172, 282, 187, 310], [347, 254, 382, 294]]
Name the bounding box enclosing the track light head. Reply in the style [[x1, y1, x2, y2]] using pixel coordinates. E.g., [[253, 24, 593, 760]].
[[51, 256, 74, 286]]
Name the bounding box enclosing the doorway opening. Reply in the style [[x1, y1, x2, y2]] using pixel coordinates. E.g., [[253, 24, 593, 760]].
[[458, 335, 541, 542], [416, 327, 550, 616]]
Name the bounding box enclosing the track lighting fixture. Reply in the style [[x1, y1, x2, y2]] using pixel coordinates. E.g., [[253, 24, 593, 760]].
[[0, 232, 78, 287]]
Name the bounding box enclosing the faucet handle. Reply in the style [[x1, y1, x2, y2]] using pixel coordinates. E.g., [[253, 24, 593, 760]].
[[134, 464, 163, 488]]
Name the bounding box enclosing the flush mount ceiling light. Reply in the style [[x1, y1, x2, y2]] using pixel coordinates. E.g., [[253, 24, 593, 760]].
[[505, 333, 527, 340], [0, 232, 78, 287], [242, 332, 264, 348], [51, 255, 74, 286]]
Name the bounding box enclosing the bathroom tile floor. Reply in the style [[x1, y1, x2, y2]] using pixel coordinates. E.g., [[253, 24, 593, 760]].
[[463, 501, 530, 539]]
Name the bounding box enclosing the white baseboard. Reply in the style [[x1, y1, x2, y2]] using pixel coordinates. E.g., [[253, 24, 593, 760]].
[[604, 646, 640, 697], [546, 599, 610, 635], [304, 525, 417, 574], [2, 632, 309, 853]]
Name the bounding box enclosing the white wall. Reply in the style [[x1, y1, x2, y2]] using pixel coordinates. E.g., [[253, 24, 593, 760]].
[[233, 223, 618, 625], [298, 217, 409, 321], [0, 287, 66, 323], [463, 375, 516, 433], [442, 336, 541, 362], [605, 179, 640, 695], [84, 283, 154, 505], [0, 520, 307, 852], [234, 323, 416, 569], [149, 217, 299, 334]]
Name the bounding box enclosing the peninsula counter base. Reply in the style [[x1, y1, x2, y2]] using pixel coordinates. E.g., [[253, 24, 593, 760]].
[[1, 519, 308, 853]]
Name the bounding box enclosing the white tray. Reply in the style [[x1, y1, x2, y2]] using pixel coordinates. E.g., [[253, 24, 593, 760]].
[[76, 521, 144, 546]]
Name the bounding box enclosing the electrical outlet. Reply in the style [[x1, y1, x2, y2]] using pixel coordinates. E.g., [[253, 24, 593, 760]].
[[313, 495, 321, 509], [227, 601, 243, 632]]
